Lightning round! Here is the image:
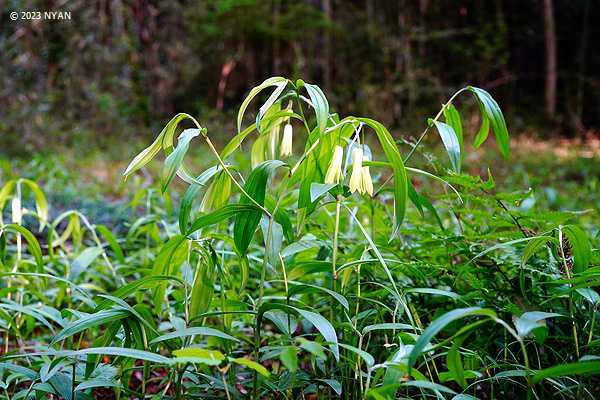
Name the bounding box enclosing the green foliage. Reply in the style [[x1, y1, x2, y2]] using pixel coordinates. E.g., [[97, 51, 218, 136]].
[[0, 77, 598, 400]]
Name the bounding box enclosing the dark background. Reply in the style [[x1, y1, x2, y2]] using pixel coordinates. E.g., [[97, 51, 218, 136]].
[[1, 0, 598, 155]]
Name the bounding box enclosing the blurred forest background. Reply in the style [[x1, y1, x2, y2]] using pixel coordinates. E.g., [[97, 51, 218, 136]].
[[1, 0, 599, 156]]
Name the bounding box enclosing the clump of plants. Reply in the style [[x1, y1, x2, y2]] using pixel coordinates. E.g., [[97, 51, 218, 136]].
[[0, 77, 598, 399]]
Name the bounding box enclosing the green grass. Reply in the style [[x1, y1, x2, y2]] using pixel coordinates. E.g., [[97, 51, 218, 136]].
[[0, 77, 598, 399]]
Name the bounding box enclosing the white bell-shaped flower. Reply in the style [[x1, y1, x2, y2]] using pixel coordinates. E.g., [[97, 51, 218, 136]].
[[325, 146, 344, 184], [361, 158, 374, 197], [349, 146, 364, 193], [280, 123, 293, 157]]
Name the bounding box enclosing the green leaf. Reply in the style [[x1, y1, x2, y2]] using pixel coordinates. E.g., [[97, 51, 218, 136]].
[[407, 307, 496, 372], [123, 113, 189, 179], [95, 225, 125, 263], [430, 119, 461, 173], [232, 357, 270, 377], [258, 303, 339, 361], [178, 165, 223, 232], [162, 128, 201, 192], [0, 224, 44, 271], [187, 204, 258, 236], [287, 280, 349, 311], [280, 346, 298, 372], [233, 160, 285, 255], [237, 77, 288, 133], [189, 249, 217, 320], [514, 311, 562, 338], [358, 118, 408, 234], [468, 86, 509, 158], [521, 235, 558, 267], [21, 179, 48, 229], [172, 348, 225, 366], [562, 225, 592, 273], [150, 326, 239, 344], [51, 309, 130, 344], [362, 323, 414, 336], [304, 82, 330, 134], [70, 246, 103, 281], [473, 114, 489, 148], [447, 333, 470, 389], [338, 343, 375, 368], [533, 361, 600, 384], [443, 104, 463, 159]]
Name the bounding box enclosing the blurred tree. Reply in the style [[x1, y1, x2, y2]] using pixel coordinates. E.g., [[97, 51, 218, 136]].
[[0, 0, 599, 155]]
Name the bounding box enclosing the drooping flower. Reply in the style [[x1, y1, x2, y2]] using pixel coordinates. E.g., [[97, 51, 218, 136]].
[[349, 146, 364, 194], [280, 123, 293, 157], [11, 197, 22, 224], [325, 145, 344, 184], [361, 158, 374, 197]]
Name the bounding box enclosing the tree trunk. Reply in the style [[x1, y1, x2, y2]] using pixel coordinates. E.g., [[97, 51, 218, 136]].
[[322, 0, 331, 90], [543, 0, 557, 118]]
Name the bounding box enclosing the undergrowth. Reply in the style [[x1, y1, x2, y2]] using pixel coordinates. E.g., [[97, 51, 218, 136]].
[[0, 77, 598, 399]]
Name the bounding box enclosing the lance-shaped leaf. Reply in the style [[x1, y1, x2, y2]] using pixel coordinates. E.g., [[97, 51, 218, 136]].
[[358, 118, 408, 234], [467, 86, 510, 158], [430, 119, 461, 173], [233, 160, 286, 255], [304, 82, 330, 134], [237, 77, 288, 133]]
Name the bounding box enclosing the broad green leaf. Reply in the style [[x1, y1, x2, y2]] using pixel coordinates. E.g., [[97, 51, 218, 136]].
[[51, 309, 130, 344], [338, 343, 375, 368], [443, 104, 463, 159], [447, 333, 470, 389], [513, 311, 562, 338], [562, 225, 591, 273], [233, 160, 285, 255], [468, 86, 509, 158], [95, 225, 125, 263], [0, 224, 44, 271], [232, 357, 270, 377], [533, 361, 600, 384], [473, 114, 489, 148], [362, 323, 414, 336], [162, 128, 201, 192], [407, 307, 496, 371], [123, 113, 189, 178], [521, 235, 558, 267], [172, 348, 225, 366], [150, 326, 238, 344], [237, 77, 288, 133], [430, 119, 461, 173], [189, 250, 217, 320], [358, 118, 408, 234], [280, 346, 298, 372], [187, 204, 259, 235], [69, 246, 103, 281], [304, 82, 330, 134], [22, 179, 48, 229]]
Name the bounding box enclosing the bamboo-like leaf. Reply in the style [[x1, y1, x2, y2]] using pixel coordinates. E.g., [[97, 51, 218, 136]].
[[304, 82, 330, 134], [358, 118, 408, 234], [468, 86, 509, 158], [407, 307, 496, 372], [473, 114, 490, 148], [150, 327, 239, 344], [237, 77, 288, 133], [533, 361, 600, 384], [187, 204, 259, 236], [0, 224, 43, 271], [51, 309, 130, 344], [161, 128, 201, 192], [233, 160, 285, 255], [562, 225, 591, 273], [95, 224, 125, 263], [443, 104, 463, 158], [232, 357, 270, 377], [172, 348, 224, 366], [430, 119, 461, 173]]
